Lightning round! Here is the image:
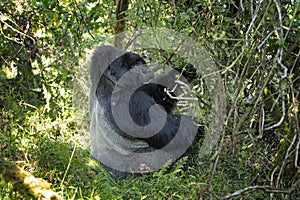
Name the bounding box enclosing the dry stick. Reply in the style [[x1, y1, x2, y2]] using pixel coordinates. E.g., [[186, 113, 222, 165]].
[[60, 142, 77, 190], [264, 92, 286, 130], [240, 0, 245, 12], [0, 16, 36, 44], [257, 30, 276, 49], [264, 50, 288, 131], [251, 0, 273, 47], [258, 30, 268, 139], [264, 0, 288, 131], [260, 104, 265, 139], [270, 165, 278, 192], [291, 88, 300, 168], [275, 134, 298, 189], [245, 0, 263, 47], [295, 126, 300, 168], [219, 182, 299, 200], [283, 1, 299, 42]]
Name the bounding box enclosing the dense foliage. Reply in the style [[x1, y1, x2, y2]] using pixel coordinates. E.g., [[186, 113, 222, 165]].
[[1, 0, 299, 199]]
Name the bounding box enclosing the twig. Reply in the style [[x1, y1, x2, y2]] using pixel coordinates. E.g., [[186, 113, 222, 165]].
[[245, 0, 263, 47], [291, 88, 300, 169], [220, 183, 299, 200], [264, 96, 285, 130], [60, 142, 77, 188], [257, 30, 275, 49], [275, 134, 297, 188], [240, 0, 244, 12], [264, 0, 288, 130]]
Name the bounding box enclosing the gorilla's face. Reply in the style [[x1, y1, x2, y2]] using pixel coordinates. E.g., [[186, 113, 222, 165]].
[[105, 52, 154, 88]]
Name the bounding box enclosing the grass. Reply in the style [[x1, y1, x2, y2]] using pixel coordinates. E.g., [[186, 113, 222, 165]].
[[0, 68, 295, 200]]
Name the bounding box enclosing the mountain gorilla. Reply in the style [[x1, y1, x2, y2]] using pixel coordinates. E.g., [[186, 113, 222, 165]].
[[89, 45, 202, 179]]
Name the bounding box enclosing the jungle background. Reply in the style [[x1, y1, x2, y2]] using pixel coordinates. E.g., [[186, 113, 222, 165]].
[[0, 0, 299, 199]]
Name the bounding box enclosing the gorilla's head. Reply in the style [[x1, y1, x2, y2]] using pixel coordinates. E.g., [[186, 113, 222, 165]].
[[101, 52, 154, 89]]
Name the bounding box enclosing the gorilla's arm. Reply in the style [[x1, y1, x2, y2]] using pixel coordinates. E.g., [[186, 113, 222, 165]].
[[138, 83, 176, 114], [140, 63, 198, 113], [129, 89, 181, 149]]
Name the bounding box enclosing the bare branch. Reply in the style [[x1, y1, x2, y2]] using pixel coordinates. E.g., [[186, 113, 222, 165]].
[[245, 0, 263, 47], [220, 183, 299, 200]]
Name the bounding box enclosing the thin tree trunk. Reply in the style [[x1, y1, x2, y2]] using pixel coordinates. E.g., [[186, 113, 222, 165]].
[[114, 0, 130, 48]]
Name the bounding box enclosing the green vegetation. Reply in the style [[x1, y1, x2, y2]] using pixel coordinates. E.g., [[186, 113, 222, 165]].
[[1, 0, 299, 199]]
